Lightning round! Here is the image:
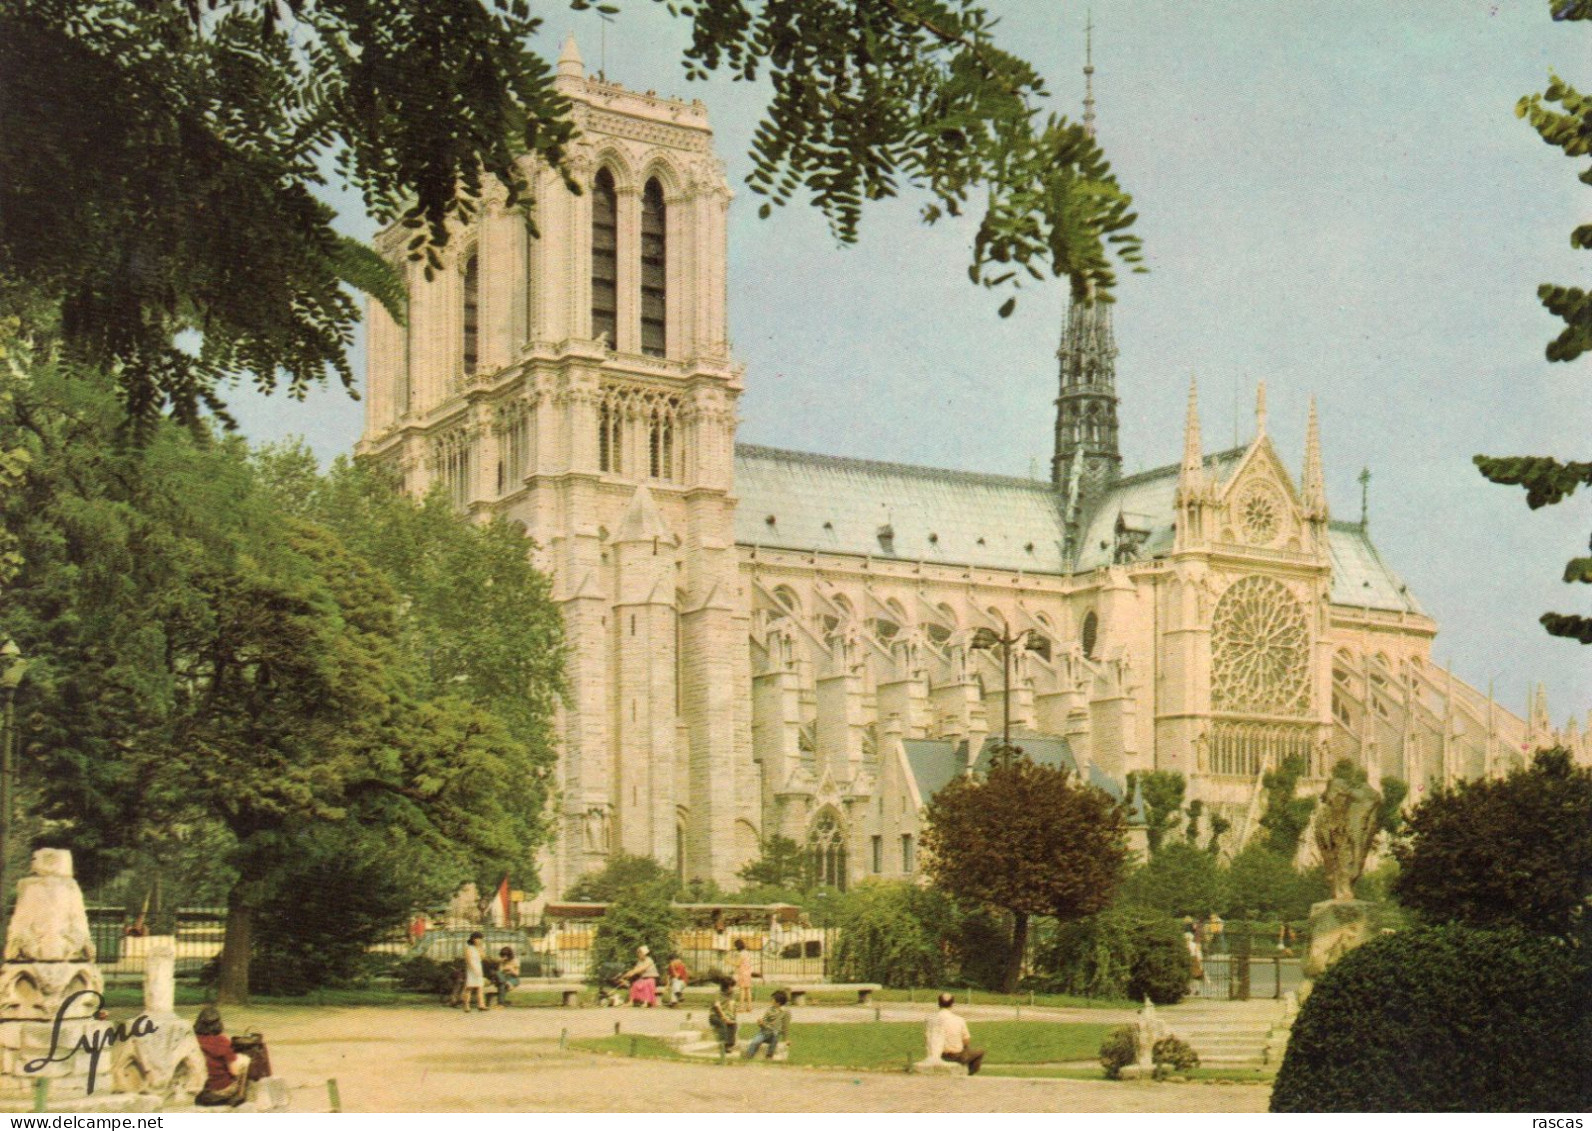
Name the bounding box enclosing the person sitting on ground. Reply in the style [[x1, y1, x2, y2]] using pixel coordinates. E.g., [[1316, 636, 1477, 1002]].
[[622, 945, 659, 1007], [192, 1006, 253, 1107], [924, 993, 985, 1076], [493, 946, 521, 1007], [665, 954, 690, 1007], [741, 989, 790, 1060]]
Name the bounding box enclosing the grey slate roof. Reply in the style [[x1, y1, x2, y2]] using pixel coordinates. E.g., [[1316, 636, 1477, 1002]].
[[1073, 449, 1247, 571], [970, 732, 1078, 776], [901, 739, 966, 802], [732, 444, 1422, 615], [1327, 520, 1424, 615], [735, 444, 1069, 573]]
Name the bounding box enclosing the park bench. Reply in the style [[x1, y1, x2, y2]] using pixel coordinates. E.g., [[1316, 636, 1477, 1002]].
[[785, 983, 881, 1006]]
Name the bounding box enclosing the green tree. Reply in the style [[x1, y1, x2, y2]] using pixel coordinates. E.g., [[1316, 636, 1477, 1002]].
[[0, 356, 562, 1001], [922, 753, 1130, 992], [1474, 1, 1592, 642], [1258, 753, 1316, 858], [736, 835, 808, 891], [1224, 844, 1326, 921], [590, 884, 683, 988], [1119, 840, 1229, 921], [2, 0, 1140, 425], [829, 880, 954, 988], [1126, 770, 1185, 854], [565, 853, 681, 903], [1392, 747, 1592, 941]]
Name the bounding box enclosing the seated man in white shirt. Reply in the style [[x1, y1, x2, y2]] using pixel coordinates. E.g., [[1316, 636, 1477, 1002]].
[[924, 993, 985, 1075]]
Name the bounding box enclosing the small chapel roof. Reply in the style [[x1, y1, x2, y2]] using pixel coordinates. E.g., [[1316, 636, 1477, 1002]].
[[1327, 520, 1424, 615], [901, 739, 966, 801]]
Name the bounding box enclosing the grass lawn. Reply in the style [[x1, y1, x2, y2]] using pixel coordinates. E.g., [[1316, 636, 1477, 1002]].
[[575, 1021, 1112, 1072], [100, 984, 601, 1010], [724, 984, 1134, 1010]]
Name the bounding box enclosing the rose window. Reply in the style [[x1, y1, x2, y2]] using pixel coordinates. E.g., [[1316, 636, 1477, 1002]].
[[1237, 482, 1283, 545], [1211, 576, 1311, 715]]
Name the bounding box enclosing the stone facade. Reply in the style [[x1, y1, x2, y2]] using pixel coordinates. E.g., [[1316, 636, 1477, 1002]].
[[357, 42, 1589, 900]]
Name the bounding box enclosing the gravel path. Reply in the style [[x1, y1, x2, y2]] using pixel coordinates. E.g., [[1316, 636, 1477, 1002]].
[[208, 1000, 1272, 1113]]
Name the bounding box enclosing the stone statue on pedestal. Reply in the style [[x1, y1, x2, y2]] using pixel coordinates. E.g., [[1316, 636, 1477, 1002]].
[[1305, 761, 1384, 980]]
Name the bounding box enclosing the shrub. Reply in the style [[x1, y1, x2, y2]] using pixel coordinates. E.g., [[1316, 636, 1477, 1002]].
[[1393, 747, 1592, 942], [1120, 841, 1228, 919], [247, 832, 417, 996], [829, 880, 954, 988], [393, 955, 454, 996], [1151, 1035, 1199, 1079], [1033, 908, 1190, 1004], [590, 882, 682, 986], [1271, 925, 1592, 1111], [1099, 1025, 1137, 1079]]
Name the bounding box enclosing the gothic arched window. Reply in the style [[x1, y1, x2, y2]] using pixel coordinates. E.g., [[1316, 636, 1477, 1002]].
[[1211, 576, 1311, 716], [1081, 610, 1099, 659], [461, 251, 480, 375], [591, 168, 618, 346], [806, 810, 848, 891], [641, 178, 667, 357]]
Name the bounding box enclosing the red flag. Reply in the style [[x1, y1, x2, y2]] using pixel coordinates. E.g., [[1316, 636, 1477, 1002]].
[[498, 874, 511, 925]]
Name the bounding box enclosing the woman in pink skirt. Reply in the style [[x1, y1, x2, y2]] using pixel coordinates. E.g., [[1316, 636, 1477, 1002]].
[[732, 937, 754, 1012], [623, 945, 659, 1007]]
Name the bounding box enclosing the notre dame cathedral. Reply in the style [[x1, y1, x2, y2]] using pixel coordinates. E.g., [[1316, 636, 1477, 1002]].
[[356, 37, 1584, 901]]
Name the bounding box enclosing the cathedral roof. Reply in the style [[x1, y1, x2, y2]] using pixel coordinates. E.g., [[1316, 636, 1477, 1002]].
[[1073, 448, 1247, 570], [732, 444, 1423, 614], [1327, 520, 1424, 615], [734, 444, 1070, 573]]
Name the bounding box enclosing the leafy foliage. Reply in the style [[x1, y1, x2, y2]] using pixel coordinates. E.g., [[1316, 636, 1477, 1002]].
[[590, 884, 682, 987], [248, 828, 416, 996], [922, 754, 1130, 991], [1126, 770, 1185, 854], [1150, 1035, 1200, 1079], [1033, 907, 1190, 1005], [2, 0, 1139, 426], [1223, 844, 1327, 920], [1257, 752, 1316, 857], [564, 852, 681, 903], [829, 880, 954, 988], [1476, 5, 1592, 639], [1098, 1025, 1137, 1080], [1391, 747, 1592, 941], [1119, 841, 1229, 920], [736, 835, 808, 891], [1272, 925, 1592, 1112], [0, 354, 564, 999]]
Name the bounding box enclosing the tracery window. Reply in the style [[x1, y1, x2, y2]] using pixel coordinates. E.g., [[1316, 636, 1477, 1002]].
[[461, 251, 480, 376], [1081, 610, 1099, 659], [598, 400, 622, 474], [1210, 576, 1311, 715], [591, 168, 618, 346], [806, 810, 847, 891], [495, 400, 532, 494], [431, 428, 474, 511], [523, 211, 538, 340], [648, 403, 673, 479], [640, 178, 667, 357]]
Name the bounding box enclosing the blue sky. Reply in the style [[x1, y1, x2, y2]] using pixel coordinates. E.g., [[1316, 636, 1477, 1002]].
[[228, 1, 1590, 723]]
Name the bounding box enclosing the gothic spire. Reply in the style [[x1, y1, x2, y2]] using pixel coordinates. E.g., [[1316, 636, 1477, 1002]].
[[1179, 376, 1204, 489], [1302, 396, 1327, 519], [1051, 26, 1121, 501], [1083, 14, 1096, 141]]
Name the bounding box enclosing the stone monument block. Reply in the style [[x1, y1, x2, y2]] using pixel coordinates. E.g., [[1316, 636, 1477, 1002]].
[[1305, 898, 1377, 979]]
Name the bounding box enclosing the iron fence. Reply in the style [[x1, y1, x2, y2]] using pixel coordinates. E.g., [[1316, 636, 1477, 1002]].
[[86, 905, 227, 983], [1196, 920, 1309, 1001]]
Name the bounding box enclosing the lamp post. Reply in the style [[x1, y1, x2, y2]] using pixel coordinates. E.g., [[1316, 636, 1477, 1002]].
[[0, 639, 27, 923], [970, 618, 1042, 761]]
